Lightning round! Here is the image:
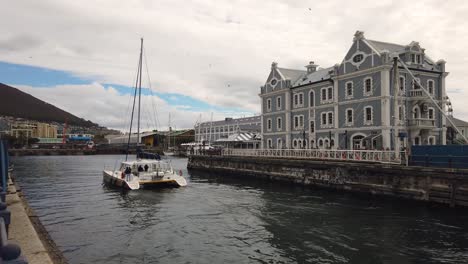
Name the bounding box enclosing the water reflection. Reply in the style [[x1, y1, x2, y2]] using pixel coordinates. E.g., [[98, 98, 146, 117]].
[[11, 155, 468, 264]]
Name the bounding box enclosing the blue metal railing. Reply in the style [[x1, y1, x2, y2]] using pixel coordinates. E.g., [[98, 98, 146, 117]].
[[0, 139, 28, 263]]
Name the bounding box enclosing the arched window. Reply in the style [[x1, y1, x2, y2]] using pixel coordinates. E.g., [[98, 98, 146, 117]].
[[318, 139, 324, 148], [413, 106, 420, 119], [309, 91, 315, 107]]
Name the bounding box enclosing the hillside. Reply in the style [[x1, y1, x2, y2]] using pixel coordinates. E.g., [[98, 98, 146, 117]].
[[0, 83, 98, 127]]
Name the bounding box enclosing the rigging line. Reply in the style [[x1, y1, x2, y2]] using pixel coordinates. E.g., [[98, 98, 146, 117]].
[[125, 47, 142, 161], [143, 46, 161, 131], [121, 59, 142, 135]]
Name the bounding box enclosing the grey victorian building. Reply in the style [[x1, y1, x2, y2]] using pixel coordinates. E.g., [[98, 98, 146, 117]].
[[260, 31, 448, 150]]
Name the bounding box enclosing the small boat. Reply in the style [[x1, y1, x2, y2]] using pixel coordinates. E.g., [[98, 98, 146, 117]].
[[102, 38, 187, 190], [103, 159, 187, 190]]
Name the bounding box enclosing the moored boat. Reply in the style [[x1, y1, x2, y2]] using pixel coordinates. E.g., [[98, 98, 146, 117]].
[[102, 38, 187, 190]]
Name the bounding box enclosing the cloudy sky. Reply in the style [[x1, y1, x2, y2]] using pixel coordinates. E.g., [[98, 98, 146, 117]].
[[1, 0, 468, 131]]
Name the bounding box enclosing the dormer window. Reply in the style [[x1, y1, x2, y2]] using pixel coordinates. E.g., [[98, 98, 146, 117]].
[[411, 54, 416, 63], [416, 54, 421, 64]]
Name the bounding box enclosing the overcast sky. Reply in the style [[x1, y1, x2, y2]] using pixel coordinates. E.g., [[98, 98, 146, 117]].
[[1, 0, 468, 131]]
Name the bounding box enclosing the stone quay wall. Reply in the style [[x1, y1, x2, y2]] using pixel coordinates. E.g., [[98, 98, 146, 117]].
[[188, 155, 468, 207]]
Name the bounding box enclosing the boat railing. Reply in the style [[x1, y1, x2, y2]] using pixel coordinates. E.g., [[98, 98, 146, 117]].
[[192, 148, 406, 165]]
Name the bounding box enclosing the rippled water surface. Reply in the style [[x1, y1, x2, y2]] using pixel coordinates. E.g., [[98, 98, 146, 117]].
[[11, 155, 468, 263]]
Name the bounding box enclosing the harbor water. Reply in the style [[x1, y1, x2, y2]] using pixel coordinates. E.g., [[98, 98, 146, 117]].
[[11, 155, 468, 264]]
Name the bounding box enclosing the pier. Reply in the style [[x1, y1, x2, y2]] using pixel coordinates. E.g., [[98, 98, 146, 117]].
[[188, 150, 468, 207]]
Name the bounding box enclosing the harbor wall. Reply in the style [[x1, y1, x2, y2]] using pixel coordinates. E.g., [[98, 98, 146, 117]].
[[188, 155, 468, 207]]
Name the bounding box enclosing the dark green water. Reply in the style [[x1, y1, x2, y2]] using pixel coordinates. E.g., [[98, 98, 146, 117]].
[[11, 155, 468, 264]]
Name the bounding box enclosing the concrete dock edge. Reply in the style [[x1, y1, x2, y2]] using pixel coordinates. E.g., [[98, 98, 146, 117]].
[[7, 177, 68, 264]]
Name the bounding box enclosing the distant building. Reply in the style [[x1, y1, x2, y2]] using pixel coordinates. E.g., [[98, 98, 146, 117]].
[[447, 116, 468, 144], [194, 116, 261, 143], [10, 120, 57, 139], [106, 129, 195, 148], [142, 129, 194, 147], [260, 31, 449, 150]]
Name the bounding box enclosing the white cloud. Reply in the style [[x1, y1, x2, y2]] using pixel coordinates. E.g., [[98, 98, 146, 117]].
[[2, 0, 468, 120], [13, 83, 232, 131]]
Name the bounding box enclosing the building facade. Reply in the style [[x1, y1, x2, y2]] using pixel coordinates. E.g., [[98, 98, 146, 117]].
[[10, 121, 57, 139], [194, 116, 261, 143], [260, 31, 448, 150]]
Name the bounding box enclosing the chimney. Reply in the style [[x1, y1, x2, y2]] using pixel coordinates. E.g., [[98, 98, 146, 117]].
[[305, 61, 318, 73], [271, 62, 278, 70]]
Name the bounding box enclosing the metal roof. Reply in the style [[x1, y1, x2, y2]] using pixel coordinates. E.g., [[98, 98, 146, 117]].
[[366, 39, 406, 53], [448, 116, 468, 127], [277, 68, 306, 83], [215, 132, 260, 142], [293, 67, 333, 86]]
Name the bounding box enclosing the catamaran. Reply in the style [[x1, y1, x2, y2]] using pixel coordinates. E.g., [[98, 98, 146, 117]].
[[102, 38, 187, 190]]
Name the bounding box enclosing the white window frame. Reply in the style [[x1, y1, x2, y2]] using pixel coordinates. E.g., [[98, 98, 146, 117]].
[[427, 79, 435, 96], [413, 105, 420, 119], [428, 107, 435, 120], [345, 108, 354, 126], [327, 87, 333, 101], [318, 138, 324, 148], [310, 120, 315, 133], [363, 106, 374, 125], [293, 92, 304, 108], [309, 91, 315, 107], [293, 139, 298, 149], [277, 117, 282, 131], [294, 115, 304, 130], [345, 81, 354, 99], [416, 54, 421, 64], [411, 53, 416, 64], [267, 118, 272, 132], [327, 112, 333, 127], [277, 138, 282, 149], [399, 76, 406, 94], [276, 96, 282, 110], [267, 138, 273, 149], [320, 88, 327, 103], [266, 98, 272, 112], [363, 77, 373, 96], [321, 112, 327, 127]]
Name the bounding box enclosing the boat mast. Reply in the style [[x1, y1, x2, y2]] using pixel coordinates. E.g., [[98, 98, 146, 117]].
[[137, 38, 143, 158], [168, 113, 171, 150], [125, 39, 143, 161]]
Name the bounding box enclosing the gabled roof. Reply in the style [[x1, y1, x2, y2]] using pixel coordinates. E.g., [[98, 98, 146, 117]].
[[366, 39, 406, 53], [277, 68, 306, 83], [294, 67, 333, 86], [448, 116, 468, 127]]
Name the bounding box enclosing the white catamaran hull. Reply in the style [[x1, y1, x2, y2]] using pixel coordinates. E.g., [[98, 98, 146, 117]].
[[103, 169, 187, 189], [102, 170, 140, 190]]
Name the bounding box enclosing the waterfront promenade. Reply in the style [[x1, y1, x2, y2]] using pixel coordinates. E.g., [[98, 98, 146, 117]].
[[6, 177, 61, 264]]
